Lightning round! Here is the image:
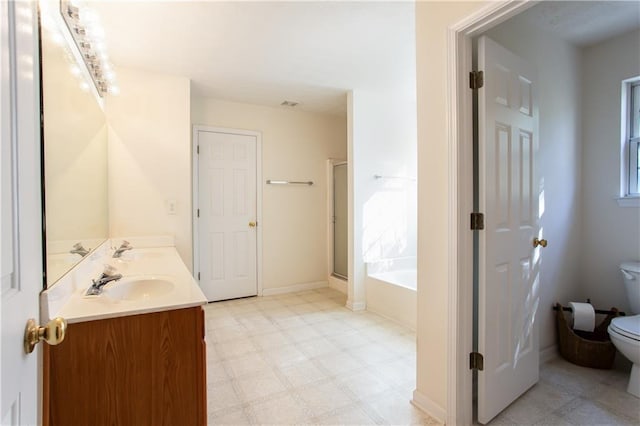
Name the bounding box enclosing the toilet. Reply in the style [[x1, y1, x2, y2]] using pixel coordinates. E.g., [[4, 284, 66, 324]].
[[608, 261, 640, 398]]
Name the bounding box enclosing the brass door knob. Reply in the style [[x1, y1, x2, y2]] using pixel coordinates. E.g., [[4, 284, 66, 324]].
[[533, 237, 548, 248], [24, 317, 67, 354], [249, 221, 257, 228]]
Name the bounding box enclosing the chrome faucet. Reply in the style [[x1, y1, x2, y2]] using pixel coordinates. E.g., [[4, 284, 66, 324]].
[[70, 242, 90, 257], [86, 265, 122, 296], [112, 240, 132, 258]]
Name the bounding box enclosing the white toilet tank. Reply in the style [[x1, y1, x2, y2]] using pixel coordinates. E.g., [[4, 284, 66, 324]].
[[621, 261, 640, 314]]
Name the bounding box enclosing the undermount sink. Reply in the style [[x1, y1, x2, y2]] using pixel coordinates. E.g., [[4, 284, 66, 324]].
[[104, 276, 175, 301]]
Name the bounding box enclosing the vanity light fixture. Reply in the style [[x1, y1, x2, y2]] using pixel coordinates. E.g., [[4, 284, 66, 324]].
[[58, 0, 117, 97]]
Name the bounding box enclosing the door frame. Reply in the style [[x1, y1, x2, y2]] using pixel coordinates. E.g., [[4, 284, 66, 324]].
[[191, 125, 263, 297], [446, 1, 538, 424]]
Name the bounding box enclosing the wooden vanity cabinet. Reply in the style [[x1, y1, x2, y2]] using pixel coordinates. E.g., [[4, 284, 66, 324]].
[[45, 306, 206, 426]]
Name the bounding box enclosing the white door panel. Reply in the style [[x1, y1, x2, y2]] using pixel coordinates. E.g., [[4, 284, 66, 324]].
[[196, 130, 258, 302], [1, 1, 41, 424], [477, 35, 540, 424]]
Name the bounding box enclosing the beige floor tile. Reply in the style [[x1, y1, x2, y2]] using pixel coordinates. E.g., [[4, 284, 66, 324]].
[[589, 383, 640, 420], [297, 380, 356, 418], [205, 289, 638, 426], [211, 325, 251, 343], [249, 330, 292, 351], [296, 336, 341, 359], [277, 359, 327, 388], [337, 369, 393, 399], [347, 342, 398, 366], [315, 351, 366, 377], [327, 329, 371, 350], [313, 319, 356, 336], [365, 389, 435, 425], [263, 343, 308, 368], [272, 315, 309, 330], [224, 352, 270, 378], [248, 392, 309, 425], [215, 338, 256, 359], [282, 324, 323, 343], [208, 407, 251, 426], [207, 380, 243, 415], [235, 369, 288, 402], [316, 403, 380, 425], [556, 397, 638, 425], [207, 360, 231, 385]]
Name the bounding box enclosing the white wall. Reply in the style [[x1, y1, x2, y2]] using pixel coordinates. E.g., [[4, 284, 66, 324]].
[[486, 13, 584, 354], [105, 67, 192, 268], [581, 30, 640, 314], [415, 2, 490, 417], [191, 98, 347, 292], [349, 89, 417, 309]]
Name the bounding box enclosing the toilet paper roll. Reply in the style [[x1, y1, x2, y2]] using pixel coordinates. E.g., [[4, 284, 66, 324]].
[[569, 302, 595, 332]]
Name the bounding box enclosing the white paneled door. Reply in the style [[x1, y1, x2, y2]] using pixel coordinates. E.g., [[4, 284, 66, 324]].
[[1, 1, 42, 425], [195, 129, 259, 302], [477, 35, 540, 424]]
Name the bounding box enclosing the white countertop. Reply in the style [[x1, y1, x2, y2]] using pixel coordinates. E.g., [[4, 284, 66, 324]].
[[42, 245, 207, 324]]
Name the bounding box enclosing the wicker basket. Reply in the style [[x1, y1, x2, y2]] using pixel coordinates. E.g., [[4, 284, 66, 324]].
[[555, 302, 619, 369]]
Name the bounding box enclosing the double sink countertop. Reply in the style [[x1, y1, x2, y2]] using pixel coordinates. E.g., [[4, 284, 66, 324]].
[[42, 241, 207, 324]]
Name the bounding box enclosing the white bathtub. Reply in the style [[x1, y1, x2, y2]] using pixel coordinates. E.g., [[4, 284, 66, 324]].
[[365, 257, 416, 330]]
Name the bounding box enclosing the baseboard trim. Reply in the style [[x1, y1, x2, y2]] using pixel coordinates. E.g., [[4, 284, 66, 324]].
[[346, 299, 366, 311], [412, 390, 446, 424], [328, 275, 348, 294], [540, 344, 558, 364], [365, 306, 416, 331], [261, 281, 328, 296]]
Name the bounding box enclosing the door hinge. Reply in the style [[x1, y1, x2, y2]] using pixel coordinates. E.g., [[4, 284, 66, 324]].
[[470, 352, 484, 370], [197, 272, 200, 280], [197, 145, 200, 154], [469, 70, 484, 90], [470, 212, 485, 230], [197, 209, 200, 218]]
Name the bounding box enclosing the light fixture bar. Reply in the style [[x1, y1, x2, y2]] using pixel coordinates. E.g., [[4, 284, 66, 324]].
[[58, 0, 113, 97]]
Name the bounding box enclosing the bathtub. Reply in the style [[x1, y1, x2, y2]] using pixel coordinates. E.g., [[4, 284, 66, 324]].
[[365, 257, 416, 330]]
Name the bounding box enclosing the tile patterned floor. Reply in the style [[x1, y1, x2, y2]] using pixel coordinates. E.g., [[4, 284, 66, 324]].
[[205, 287, 640, 425], [491, 357, 640, 425], [204, 288, 437, 425]]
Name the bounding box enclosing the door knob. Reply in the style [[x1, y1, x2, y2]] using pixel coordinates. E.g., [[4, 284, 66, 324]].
[[24, 317, 67, 354], [533, 237, 548, 248], [248, 221, 257, 228]]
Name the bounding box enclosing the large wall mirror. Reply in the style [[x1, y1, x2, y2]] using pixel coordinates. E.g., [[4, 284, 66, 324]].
[[41, 12, 109, 287]]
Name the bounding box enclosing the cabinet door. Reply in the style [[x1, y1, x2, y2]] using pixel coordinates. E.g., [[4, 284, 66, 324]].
[[47, 307, 206, 425]]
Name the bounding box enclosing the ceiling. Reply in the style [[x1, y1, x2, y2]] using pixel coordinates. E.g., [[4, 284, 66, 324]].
[[520, 1, 640, 47], [90, 1, 639, 116], [91, 1, 416, 116]]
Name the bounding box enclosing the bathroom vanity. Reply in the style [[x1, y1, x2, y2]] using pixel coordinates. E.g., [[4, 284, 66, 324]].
[[41, 241, 208, 426]]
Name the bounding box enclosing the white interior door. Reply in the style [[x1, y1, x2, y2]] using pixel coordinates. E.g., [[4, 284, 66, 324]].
[[477, 35, 540, 424], [1, 1, 42, 424], [196, 129, 258, 302]]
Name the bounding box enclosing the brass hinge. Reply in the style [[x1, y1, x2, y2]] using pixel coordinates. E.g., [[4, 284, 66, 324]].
[[470, 212, 484, 230], [469, 71, 484, 90], [470, 352, 484, 370]]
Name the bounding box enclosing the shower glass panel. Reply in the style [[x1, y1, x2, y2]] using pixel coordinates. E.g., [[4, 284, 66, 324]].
[[333, 163, 348, 278]]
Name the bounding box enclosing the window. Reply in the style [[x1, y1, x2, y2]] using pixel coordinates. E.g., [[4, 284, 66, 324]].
[[622, 77, 640, 201]]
